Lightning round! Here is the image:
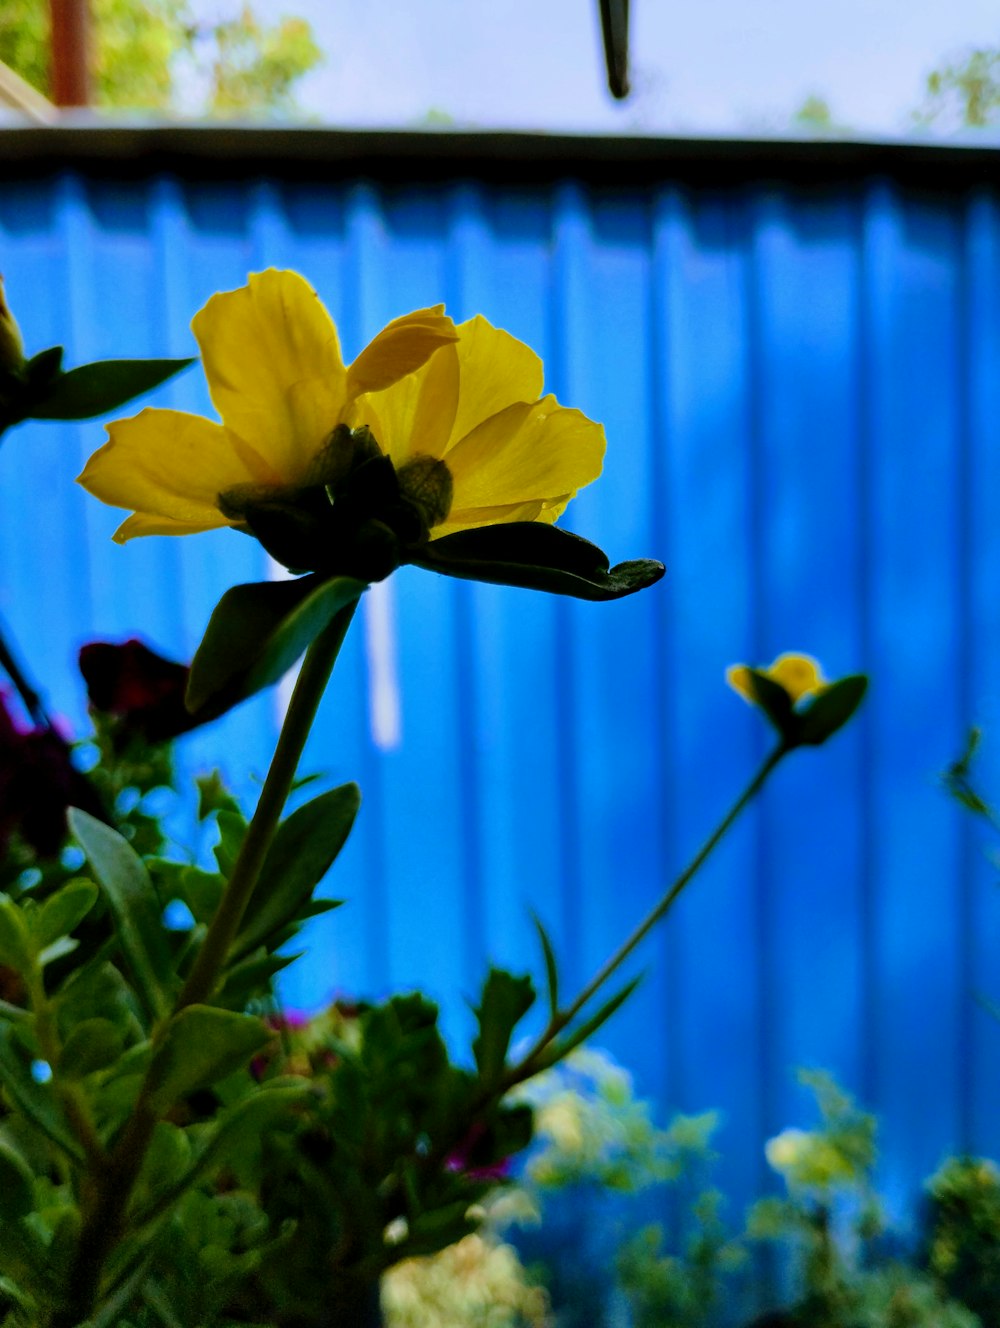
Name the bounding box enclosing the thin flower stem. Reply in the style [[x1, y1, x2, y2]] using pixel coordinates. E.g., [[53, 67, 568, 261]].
[[48, 598, 359, 1328], [522, 740, 789, 1066], [421, 739, 790, 1176], [0, 615, 50, 728]]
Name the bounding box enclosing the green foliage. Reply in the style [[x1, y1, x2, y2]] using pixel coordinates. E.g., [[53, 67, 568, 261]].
[[0, 0, 322, 116], [925, 1156, 1000, 1325], [919, 46, 1000, 129]]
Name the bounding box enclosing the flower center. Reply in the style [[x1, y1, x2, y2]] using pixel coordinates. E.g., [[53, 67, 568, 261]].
[[217, 424, 453, 582]]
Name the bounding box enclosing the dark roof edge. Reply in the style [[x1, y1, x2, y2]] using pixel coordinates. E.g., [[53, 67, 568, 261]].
[[1, 120, 1000, 187]]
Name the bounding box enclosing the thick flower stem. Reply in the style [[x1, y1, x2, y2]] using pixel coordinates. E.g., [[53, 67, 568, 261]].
[[177, 598, 358, 1010], [48, 600, 359, 1328]]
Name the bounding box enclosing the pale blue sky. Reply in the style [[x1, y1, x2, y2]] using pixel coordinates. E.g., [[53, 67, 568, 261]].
[[245, 0, 1000, 135]]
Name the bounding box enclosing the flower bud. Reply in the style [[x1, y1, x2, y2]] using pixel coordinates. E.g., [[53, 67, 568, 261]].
[[0, 275, 25, 377]]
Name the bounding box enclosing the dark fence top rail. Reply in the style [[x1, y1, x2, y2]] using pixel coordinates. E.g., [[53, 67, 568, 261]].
[[2, 119, 1000, 189]]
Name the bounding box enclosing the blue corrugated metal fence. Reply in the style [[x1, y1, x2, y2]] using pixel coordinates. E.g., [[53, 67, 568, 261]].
[[2, 148, 1000, 1224]]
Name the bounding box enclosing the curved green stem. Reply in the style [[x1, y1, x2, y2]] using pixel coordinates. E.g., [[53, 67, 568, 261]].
[[48, 599, 359, 1328], [527, 740, 788, 1062]]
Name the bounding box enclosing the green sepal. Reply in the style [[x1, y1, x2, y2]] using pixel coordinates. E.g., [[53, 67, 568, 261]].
[[0, 1025, 84, 1164], [796, 675, 869, 746], [231, 783, 359, 963], [186, 573, 366, 715], [472, 969, 536, 1084], [146, 1006, 271, 1112], [68, 809, 175, 1025], [745, 669, 797, 740], [0, 1138, 34, 1222], [26, 356, 194, 421], [409, 522, 664, 601]]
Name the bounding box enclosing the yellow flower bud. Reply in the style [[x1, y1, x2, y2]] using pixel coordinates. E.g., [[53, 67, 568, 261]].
[[0, 276, 25, 378], [727, 652, 827, 706]]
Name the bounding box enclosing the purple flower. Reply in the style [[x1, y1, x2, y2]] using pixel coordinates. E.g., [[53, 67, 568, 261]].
[[79, 639, 199, 743]]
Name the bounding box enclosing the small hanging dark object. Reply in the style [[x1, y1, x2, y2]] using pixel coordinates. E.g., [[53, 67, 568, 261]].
[[599, 0, 630, 99]]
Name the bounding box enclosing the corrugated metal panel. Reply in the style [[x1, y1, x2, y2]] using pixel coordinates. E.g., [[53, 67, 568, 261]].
[[2, 150, 1000, 1224]]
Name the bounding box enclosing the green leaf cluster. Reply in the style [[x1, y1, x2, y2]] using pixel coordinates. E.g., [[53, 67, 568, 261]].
[[0, 0, 321, 116]]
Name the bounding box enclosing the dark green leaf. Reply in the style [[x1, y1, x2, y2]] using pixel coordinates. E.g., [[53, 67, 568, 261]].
[[25, 344, 64, 386], [546, 975, 643, 1065], [186, 574, 365, 714], [28, 357, 194, 421], [532, 914, 560, 1021], [131, 1080, 309, 1230], [34, 879, 99, 950], [0, 1139, 34, 1221], [196, 770, 242, 821], [0, 1025, 84, 1163], [796, 675, 868, 746], [147, 1006, 271, 1111], [231, 783, 360, 963], [213, 811, 248, 879], [58, 1017, 126, 1078], [473, 969, 536, 1083], [0, 896, 34, 974], [410, 523, 665, 601], [68, 809, 175, 1024]]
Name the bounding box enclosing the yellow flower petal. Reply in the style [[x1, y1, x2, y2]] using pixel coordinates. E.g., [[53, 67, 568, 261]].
[[192, 269, 347, 482], [726, 665, 755, 701], [112, 511, 230, 542], [78, 409, 268, 540], [726, 654, 827, 706], [345, 306, 459, 399], [767, 653, 826, 702], [443, 316, 544, 453], [444, 396, 605, 513], [431, 498, 546, 540], [351, 342, 461, 467]]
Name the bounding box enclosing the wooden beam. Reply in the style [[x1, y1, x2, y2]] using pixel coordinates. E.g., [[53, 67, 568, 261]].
[[50, 0, 91, 107]]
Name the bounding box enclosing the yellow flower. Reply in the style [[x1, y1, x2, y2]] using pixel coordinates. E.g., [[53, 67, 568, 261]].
[[78, 269, 605, 558], [727, 653, 827, 706], [765, 1127, 854, 1189]]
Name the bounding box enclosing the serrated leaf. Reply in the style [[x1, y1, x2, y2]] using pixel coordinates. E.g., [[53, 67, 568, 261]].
[[796, 675, 868, 746], [68, 810, 174, 1024], [146, 1006, 271, 1112], [411, 523, 664, 601], [28, 357, 194, 421], [186, 574, 365, 715], [473, 969, 536, 1083], [34, 879, 99, 950], [546, 975, 643, 1065], [231, 783, 360, 963]]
